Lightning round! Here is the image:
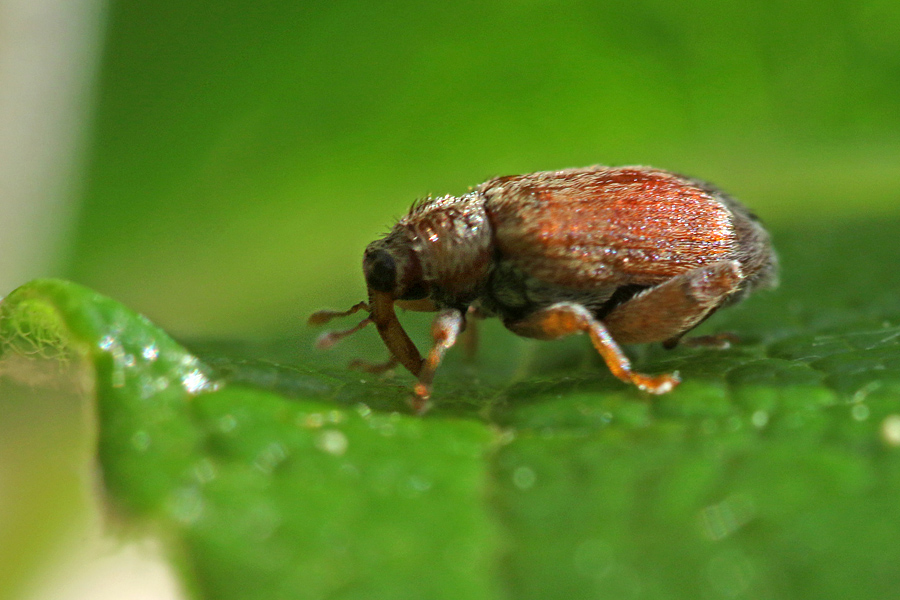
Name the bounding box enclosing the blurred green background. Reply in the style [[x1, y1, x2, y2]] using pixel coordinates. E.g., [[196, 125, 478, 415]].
[[2, 0, 900, 598], [8, 0, 899, 337]]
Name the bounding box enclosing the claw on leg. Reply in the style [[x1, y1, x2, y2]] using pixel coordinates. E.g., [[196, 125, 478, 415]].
[[314, 318, 373, 350]]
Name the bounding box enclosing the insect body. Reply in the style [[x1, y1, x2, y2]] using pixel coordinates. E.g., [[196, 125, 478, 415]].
[[311, 166, 778, 412]]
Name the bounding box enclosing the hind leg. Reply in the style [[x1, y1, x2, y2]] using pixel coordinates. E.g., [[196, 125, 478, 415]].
[[504, 303, 680, 394], [603, 260, 744, 347]]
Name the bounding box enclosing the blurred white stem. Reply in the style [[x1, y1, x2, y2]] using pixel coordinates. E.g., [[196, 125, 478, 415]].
[[0, 0, 105, 293]]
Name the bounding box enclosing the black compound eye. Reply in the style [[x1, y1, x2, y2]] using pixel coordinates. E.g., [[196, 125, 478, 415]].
[[364, 249, 397, 293]]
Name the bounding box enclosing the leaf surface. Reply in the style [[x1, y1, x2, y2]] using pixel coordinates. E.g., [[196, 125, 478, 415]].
[[2, 218, 900, 599]]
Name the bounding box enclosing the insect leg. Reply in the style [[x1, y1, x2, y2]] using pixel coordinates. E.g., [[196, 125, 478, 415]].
[[308, 301, 369, 325], [460, 305, 482, 360], [369, 290, 424, 377], [603, 260, 744, 347], [504, 303, 679, 394], [412, 308, 465, 413], [315, 317, 373, 350]]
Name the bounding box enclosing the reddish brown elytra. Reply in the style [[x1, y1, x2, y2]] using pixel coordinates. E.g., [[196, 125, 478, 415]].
[[310, 166, 778, 413]]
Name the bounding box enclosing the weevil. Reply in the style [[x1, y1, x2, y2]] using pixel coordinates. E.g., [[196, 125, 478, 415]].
[[310, 166, 778, 412]]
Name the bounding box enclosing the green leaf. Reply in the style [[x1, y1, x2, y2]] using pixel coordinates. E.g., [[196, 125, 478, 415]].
[[0, 280, 497, 600], [3, 217, 900, 600]]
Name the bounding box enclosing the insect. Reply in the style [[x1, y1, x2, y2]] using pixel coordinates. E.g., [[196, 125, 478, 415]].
[[310, 166, 778, 412]]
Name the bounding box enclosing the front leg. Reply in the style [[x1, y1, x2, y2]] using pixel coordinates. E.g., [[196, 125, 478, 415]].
[[412, 308, 466, 413], [504, 303, 679, 394]]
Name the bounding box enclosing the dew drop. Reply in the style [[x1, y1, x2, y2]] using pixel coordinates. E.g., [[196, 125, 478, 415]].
[[142, 343, 159, 362], [303, 413, 325, 429], [751, 410, 769, 429], [705, 550, 754, 597], [167, 486, 204, 525], [340, 462, 360, 479], [400, 474, 433, 498], [131, 430, 151, 452], [247, 505, 281, 542], [316, 429, 348, 456], [139, 375, 158, 400], [367, 414, 396, 436], [699, 493, 756, 541], [512, 466, 536, 490], [98, 335, 115, 351], [851, 403, 870, 421], [218, 414, 237, 433], [194, 458, 217, 484], [182, 368, 216, 394], [254, 442, 288, 474], [852, 381, 881, 403], [880, 414, 900, 446], [496, 429, 516, 445]]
